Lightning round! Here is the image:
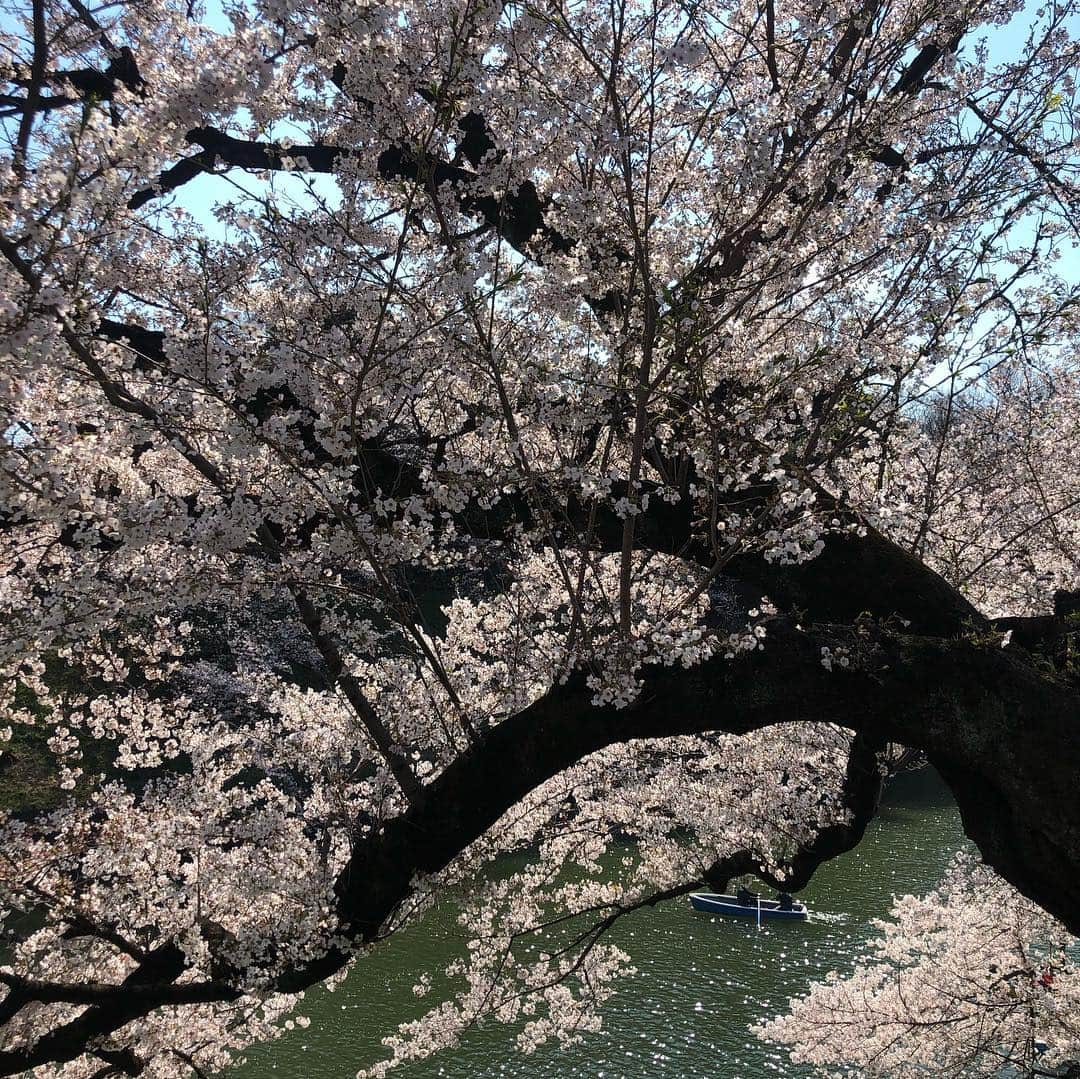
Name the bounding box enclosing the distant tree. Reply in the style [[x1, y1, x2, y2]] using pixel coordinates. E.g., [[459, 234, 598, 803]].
[[0, 0, 1077, 1074]]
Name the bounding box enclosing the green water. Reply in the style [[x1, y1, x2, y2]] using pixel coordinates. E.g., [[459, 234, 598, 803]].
[[230, 767, 965, 1079]]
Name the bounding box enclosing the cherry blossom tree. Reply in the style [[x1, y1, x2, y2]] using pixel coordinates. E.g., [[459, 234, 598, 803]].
[[758, 853, 1080, 1077], [0, 0, 1078, 1074]]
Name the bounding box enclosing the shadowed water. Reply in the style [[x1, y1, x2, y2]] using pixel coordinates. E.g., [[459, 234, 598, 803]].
[[229, 767, 964, 1078]]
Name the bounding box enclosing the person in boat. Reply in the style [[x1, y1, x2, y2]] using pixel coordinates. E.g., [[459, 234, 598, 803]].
[[736, 886, 754, 906], [776, 891, 794, 911]]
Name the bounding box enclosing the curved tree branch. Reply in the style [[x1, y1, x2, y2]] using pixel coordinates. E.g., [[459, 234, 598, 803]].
[[1, 612, 1074, 1075]]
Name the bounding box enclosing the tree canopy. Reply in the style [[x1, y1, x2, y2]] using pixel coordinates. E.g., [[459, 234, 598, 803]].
[[0, 0, 1078, 1074]]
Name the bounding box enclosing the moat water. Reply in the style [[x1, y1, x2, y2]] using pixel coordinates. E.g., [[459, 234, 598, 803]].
[[230, 767, 964, 1079]]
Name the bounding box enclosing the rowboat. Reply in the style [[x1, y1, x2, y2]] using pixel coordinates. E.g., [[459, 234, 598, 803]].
[[689, 892, 808, 920]]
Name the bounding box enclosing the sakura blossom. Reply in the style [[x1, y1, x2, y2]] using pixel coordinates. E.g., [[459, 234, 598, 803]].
[[0, 0, 1077, 1074], [757, 853, 1080, 1077]]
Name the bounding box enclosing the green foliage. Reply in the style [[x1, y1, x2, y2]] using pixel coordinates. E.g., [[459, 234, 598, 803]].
[[0, 723, 66, 815]]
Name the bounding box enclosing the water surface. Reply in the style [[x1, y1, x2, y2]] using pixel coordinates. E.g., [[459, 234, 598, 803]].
[[230, 767, 964, 1078]]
